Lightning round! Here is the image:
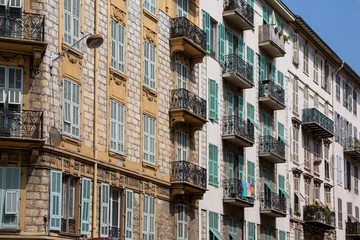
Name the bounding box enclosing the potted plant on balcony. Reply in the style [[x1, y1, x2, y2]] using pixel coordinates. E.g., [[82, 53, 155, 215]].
[[283, 34, 291, 43], [224, 0, 238, 11], [279, 30, 283, 37], [274, 26, 279, 33]]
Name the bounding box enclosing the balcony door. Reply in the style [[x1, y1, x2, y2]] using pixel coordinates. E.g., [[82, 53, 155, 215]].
[[227, 153, 235, 196], [109, 188, 121, 239], [0, 0, 23, 39], [262, 113, 271, 152], [176, 130, 188, 162], [227, 91, 234, 133], [176, 61, 188, 90], [177, 0, 188, 18]]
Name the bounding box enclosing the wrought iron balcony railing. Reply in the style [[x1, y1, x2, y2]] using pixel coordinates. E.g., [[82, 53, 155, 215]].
[[344, 138, 360, 152], [170, 17, 207, 51], [223, 54, 253, 83], [303, 205, 335, 228], [109, 226, 121, 239], [259, 80, 285, 105], [302, 108, 334, 136], [260, 192, 286, 214], [346, 222, 360, 235], [259, 24, 285, 51], [223, 178, 255, 203], [222, 115, 254, 142], [0, 110, 43, 139], [170, 88, 207, 120], [259, 135, 285, 159], [0, 10, 45, 41], [223, 0, 254, 24], [171, 161, 207, 189]]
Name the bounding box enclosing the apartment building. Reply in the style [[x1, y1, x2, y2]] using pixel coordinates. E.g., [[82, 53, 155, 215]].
[[0, 0, 208, 239]]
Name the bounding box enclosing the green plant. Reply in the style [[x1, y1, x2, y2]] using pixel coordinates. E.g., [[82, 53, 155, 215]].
[[283, 35, 291, 43]]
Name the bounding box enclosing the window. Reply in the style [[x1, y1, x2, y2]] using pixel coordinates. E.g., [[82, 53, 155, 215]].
[[247, 103, 260, 131], [279, 231, 286, 240], [295, 229, 301, 240], [176, 61, 188, 89], [304, 134, 311, 170], [142, 195, 155, 240], [110, 19, 125, 74], [177, 130, 188, 161], [313, 141, 320, 173], [177, 205, 188, 240], [227, 153, 234, 179], [247, 160, 255, 187], [247, 46, 254, 80], [324, 145, 329, 179], [0, 167, 21, 229], [336, 74, 340, 102], [293, 32, 299, 65], [262, 5, 270, 24], [338, 198, 343, 229], [177, 0, 187, 17], [63, 0, 81, 51], [263, 226, 272, 240], [125, 190, 133, 240], [354, 89, 357, 115], [109, 188, 121, 238], [209, 212, 223, 240], [355, 166, 359, 195], [81, 178, 91, 235], [277, 71, 284, 89], [294, 193, 299, 213], [62, 78, 81, 139], [143, 115, 156, 165], [292, 77, 298, 113], [208, 79, 218, 122], [323, 63, 330, 92], [228, 217, 238, 239], [219, 23, 225, 63], [337, 156, 342, 185], [238, 156, 244, 181], [209, 144, 218, 186], [210, 19, 217, 57], [227, 30, 234, 55], [50, 171, 62, 231], [100, 183, 110, 237], [313, 53, 318, 83], [335, 112, 339, 142], [292, 125, 299, 163], [294, 175, 299, 192], [303, 44, 309, 74], [345, 160, 351, 190], [356, 206, 359, 221], [144, 0, 156, 16], [325, 188, 331, 206], [278, 122, 289, 147], [343, 81, 348, 108], [314, 183, 320, 200], [62, 175, 77, 233], [110, 100, 125, 154], [248, 222, 255, 240], [143, 40, 156, 90], [304, 179, 310, 204], [348, 202, 353, 218], [0, 66, 22, 113], [279, 175, 290, 198]]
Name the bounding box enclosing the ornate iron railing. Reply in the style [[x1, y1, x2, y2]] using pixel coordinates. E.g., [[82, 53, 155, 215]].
[[0, 110, 43, 139], [223, 54, 253, 84], [259, 135, 285, 159], [259, 80, 285, 105], [259, 24, 285, 51], [223, 178, 255, 203], [170, 88, 207, 120], [171, 161, 207, 189], [344, 138, 360, 152], [170, 17, 207, 51], [302, 108, 334, 135], [260, 192, 286, 214], [109, 226, 121, 239], [0, 10, 45, 41], [303, 205, 335, 228], [346, 222, 360, 235], [222, 115, 254, 142], [223, 0, 254, 24]]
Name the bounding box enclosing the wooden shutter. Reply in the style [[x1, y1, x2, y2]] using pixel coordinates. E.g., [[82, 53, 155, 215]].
[[50, 170, 62, 231], [278, 71, 284, 88], [81, 178, 91, 235], [71, 82, 81, 138], [227, 30, 233, 55], [204, 11, 210, 53], [2, 167, 20, 229], [238, 37, 243, 60], [118, 23, 125, 73], [100, 183, 110, 237], [228, 153, 234, 179], [238, 156, 244, 181], [219, 23, 225, 63], [62, 79, 72, 135], [144, 40, 150, 87], [293, 32, 299, 64], [125, 190, 134, 240], [63, 0, 72, 45], [209, 144, 218, 186], [271, 64, 276, 82], [208, 79, 218, 121], [177, 205, 188, 240], [260, 55, 265, 81], [263, 113, 271, 136], [149, 43, 156, 90], [176, 131, 188, 161], [248, 222, 255, 240], [247, 46, 254, 80], [279, 175, 285, 191], [110, 19, 117, 69], [227, 91, 233, 116], [247, 161, 255, 187], [238, 96, 243, 120], [263, 5, 269, 24]]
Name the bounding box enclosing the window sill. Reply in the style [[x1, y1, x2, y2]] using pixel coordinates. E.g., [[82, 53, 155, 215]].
[[143, 9, 158, 23], [0, 229, 20, 233], [143, 85, 157, 97], [61, 43, 84, 59], [303, 71, 309, 77], [109, 68, 127, 84], [109, 151, 125, 161], [143, 161, 157, 171], [58, 232, 81, 238], [62, 135, 81, 146]]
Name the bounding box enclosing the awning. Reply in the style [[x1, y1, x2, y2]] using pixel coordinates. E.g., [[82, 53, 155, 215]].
[[210, 228, 225, 240], [279, 188, 291, 198], [264, 182, 277, 193], [248, 118, 260, 130], [230, 232, 241, 240], [279, 135, 290, 147]]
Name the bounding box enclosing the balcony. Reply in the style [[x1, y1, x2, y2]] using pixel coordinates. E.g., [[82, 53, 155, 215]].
[[346, 222, 360, 237], [302, 108, 334, 138], [0, 110, 44, 148], [222, 54, 254, 89], [344, 138, 360, 162], [223, 178, 255, 207], [259, 136, 286, 164], [303, 205, 336, 230], [0, 10, 47, 70], [170, 161, 207, 200], [260, 192, 286, 217], [223, 0, 254, 31], [169, 88, 207, 132], [170, 17, 207, 68], [222, 115, 254, 147], [258, 24, 285, 58], [109, 226, 121, 239], [259, 80, 285, 110]]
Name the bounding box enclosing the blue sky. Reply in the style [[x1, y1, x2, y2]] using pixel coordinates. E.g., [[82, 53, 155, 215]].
[[282, 0, 360, 75]]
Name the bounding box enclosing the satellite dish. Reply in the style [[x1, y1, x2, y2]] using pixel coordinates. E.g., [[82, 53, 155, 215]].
[[50, 126, 61, 147]]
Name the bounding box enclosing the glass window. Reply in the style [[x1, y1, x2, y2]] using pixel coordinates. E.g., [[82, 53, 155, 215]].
[[63, 0, 82, 51], [110, 19, 126, 74], [144, 0, 156, 16], [143, 40, 156, 90], [62, 78, 81, 139], [62, 176, 76, 233], [143, 115, 156, 164], [110, 100, 125, 154]]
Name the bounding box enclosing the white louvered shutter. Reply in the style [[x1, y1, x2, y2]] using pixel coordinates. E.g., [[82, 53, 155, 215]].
[[63, 0, 72, 45], [118, 24, 125, 74], [100, 183, 110, 237], [71, 82, 80, 138], [50, 170, 62, 230], [125, 190, 133, 240], [110, 19, 117, 69]]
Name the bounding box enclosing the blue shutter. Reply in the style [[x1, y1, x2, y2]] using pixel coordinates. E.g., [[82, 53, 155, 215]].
[[238, 37, 243, 60], [227, 30, 234, 55], [50, 170, 62, 231], [81, 178, 91, 235], [260, 55, 265, 81], [125, 190, 134, 240], [2, 167, 20, 229], [204, 11, 210, 53], [238, 156, 244, 181], [100, 183, 110, 237], [219, 23, 225, 63]]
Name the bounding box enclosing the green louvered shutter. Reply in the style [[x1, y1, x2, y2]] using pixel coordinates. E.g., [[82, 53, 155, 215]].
[[3, 167, 21, 229], [209, 79, 218, 122], [279, 230, 286, 240], [100, 183, 110, 237], [263, 113, 271, 137], [238, 37, 243, 60], [238, 96, 243, 120], [247, 46, 254, 80], [227, 30, 233, 55], [228, 153, 234, 179], [204, 11, 210, 53], [125, 190, 134, 240], [271, 64, 276, 82], [247, 161, 255, 187], [247, 0, 254, 8], [248, 222, 255, 240], [263, 5, 269, 24], [209, 144, 218, 186], [50, 170, 62, 231], [219, 23, 225, 63], [279, 175, 285, 191], [238, 156, 244, 181], [228, 91, 234, 116], [81, 178, 91, 235], [278, 71, 284, 88], [260, 55, 265, 81]]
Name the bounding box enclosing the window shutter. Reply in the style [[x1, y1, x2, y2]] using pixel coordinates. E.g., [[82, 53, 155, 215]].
[[2, 167, 20, 229], [238, 96, 243, 121], [219, 23, 225, 63], [150, 0, 156, 15], [50, 170, 62, 231], [142, 195, 149, 239], [177, 131, 188, 161], [227, 91, 234, 116], [213, 145, 218, 185], [247, 0, 254, 8], [118, 24, 126, 74], [177, 205, 188, 240], [335, 112, 338, 141], [144, 40, 150, 87], [227, 31, 233, 55], [238, 37, 243, 60], [72, 0, 81, 46], [263, 5, 269, 24], [81, 178, 91, 235], [278, 71, 284, 88], [247, 161, 255, 187], [260, 55, 265, 81], [215, 82, 218, 121], [209, 144, 218, 186], [279, 175, 285, 191], [204, 11, 210, 53], [63, 0, 72, 45], [248, 222, 255, 240], [100, 183, 110, 237], [110, 20, 117, 69], [149, 44, 156, 90], [293, 32, 299, 64], [238, 156, 244, 181], [247, 46, 254, 80], [208, 79, 218, 121], [125, 190, 134, 240], [72, 82, 81, 138], [271, 64, 276, 82], [118, 103, 125, 153], [228, 153, 234, 179]]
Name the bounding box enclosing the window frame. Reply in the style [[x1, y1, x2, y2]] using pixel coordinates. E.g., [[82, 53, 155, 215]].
[[143, 114, 156, 165], [144, 0, 157, 16], [62, 78, 81, 139], [63, 0, 82, 51], [110, 19, 126, 74], [143, 40, 156, 91], [109, 99, 125, 155]]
